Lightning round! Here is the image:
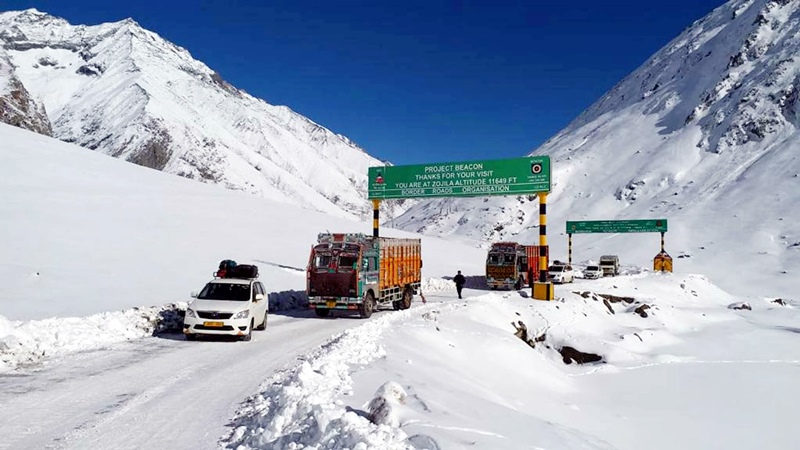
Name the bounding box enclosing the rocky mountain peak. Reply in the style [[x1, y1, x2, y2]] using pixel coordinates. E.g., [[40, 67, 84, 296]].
[[0, 9, 387, 220], [394, 0, 800, 257]]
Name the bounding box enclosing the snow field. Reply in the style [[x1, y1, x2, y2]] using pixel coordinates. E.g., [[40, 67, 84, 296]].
[[222, 271, 799, 449]]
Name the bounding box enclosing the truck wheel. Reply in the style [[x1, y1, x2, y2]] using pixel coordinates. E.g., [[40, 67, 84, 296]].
[[359, 292, 375, 319], [514, 277, 523, 290], [392, 301, 401, 311], [315, 308, 330, 317], [401, 288, 413, 310]]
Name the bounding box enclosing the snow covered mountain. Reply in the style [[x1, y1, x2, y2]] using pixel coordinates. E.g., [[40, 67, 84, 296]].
[[0, 9, 381, 219], [395, 0, 800, 298]]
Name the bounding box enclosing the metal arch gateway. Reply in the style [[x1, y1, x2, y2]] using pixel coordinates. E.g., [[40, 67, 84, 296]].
[[564, 219, 673, 272], [367, 156, 556, 300]]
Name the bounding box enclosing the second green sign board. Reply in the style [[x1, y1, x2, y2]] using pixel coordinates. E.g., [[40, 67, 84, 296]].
[[566, 219, 668, 234], [368, 156, 551, 200]]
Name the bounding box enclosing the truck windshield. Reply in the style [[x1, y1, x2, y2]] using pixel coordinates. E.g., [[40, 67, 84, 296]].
[[487, 253, 515, 265], [198, 283, 250, 301], [314, 253, 332, 269], [338, 254, 358, 271]]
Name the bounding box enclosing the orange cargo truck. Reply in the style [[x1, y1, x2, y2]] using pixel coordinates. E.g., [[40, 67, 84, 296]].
[[306, 233, 422, 318], [485, 242, 548, 290]]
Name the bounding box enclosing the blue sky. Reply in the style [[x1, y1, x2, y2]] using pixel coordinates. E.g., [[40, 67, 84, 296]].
[[4, 0, 725, 165]]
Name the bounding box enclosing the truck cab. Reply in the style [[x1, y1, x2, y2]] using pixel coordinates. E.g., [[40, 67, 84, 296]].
[[485, 242, 529, 290]]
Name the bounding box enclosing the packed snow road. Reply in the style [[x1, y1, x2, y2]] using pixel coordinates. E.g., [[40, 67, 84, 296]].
[[0, 311, 363, 450]]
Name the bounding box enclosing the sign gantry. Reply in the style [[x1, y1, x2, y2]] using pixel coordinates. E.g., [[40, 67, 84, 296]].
[[368, 156, 555, 300], [565, 219, 672, 272]]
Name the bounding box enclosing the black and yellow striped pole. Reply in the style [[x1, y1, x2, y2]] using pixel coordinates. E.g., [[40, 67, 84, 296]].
[[568, 233, 573, 266], [533, 192, 554, 300], [660, 232, 665, 253], [538, 193, 547, 283], [372, 199, 381, 238]]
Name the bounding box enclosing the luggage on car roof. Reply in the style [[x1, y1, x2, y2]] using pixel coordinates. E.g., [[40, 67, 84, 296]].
[[216, 259, 238, 278], [228, 264, 258, 279]]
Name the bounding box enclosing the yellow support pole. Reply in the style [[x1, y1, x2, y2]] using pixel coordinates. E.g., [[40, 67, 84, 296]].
[[533, 192, 554, 300]]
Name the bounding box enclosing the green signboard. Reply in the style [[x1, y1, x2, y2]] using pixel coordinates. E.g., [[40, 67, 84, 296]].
[[566, 219, 668, 234], [368, 156, 551, 200]]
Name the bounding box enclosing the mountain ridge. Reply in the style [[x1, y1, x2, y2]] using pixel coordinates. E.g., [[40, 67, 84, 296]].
[[392, 0, 799, 298], [0, 8, 382, 219]]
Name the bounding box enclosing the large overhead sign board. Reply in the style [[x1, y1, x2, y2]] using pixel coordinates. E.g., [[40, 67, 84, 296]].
[[368, 156, 551, 200], [566, 219, 668, 234]]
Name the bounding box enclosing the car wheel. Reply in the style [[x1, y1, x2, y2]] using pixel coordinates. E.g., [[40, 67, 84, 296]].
[[401, 288, 413, 310], [185, 333, 197, 341], [241, 320, 253, 341], [315, 308, 330, 317], [255, 311, 268, 330], [359, 291, 375, 319]]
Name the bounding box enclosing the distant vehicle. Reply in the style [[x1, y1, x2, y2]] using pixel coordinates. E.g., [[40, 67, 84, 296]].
[[306, 233, 421, 318], [485, 242, 548, 290], [183, 264, 268, 341], [583, 265, 603, 279], [599, 255, 620, 276], [547, 264, 575, 284]]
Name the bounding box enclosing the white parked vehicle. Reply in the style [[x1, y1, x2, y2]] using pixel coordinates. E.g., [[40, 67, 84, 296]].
[[547, 264, 575, 284], [583, 265, 603, 279], [183, 276, 268, 341]]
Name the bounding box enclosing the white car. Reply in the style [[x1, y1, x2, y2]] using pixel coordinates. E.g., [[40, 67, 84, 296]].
[[183, 278, 268, 341], [547, 264, 575, 284], [583, 265, 603, 279]]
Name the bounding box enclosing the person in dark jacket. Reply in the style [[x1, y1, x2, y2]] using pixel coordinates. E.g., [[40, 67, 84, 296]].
[[453, 270, 466, 299]]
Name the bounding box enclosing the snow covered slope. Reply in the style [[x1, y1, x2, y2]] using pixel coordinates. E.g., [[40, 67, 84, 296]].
[[395, 0, 800, 299], [225, 275, 800, 450], [1, 123, 797, 450], [0, 123, 485, 321], [0, 9, 382, 219]]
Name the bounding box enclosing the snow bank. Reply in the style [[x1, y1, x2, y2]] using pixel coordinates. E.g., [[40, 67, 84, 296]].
[[420, 277, 457, 294], [224, 305, 450, 450], [0, 304, 184, 373]]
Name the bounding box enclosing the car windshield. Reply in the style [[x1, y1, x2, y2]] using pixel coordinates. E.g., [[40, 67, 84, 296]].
[[587, 266, 599, 271], [198, 282, 250, 301], [549, 266, 564, 272]]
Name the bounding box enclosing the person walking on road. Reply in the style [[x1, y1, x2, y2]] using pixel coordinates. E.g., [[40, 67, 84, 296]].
[[453, 270, 466, 299]]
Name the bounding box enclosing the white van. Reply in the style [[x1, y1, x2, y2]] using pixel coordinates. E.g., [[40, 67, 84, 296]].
[[183, 277, 268, 341], [547, 264, 575, 284]]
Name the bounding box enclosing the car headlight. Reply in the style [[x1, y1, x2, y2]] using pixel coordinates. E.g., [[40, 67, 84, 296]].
[[233, 310, 250, 319], [186, 308, 197, 318]]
